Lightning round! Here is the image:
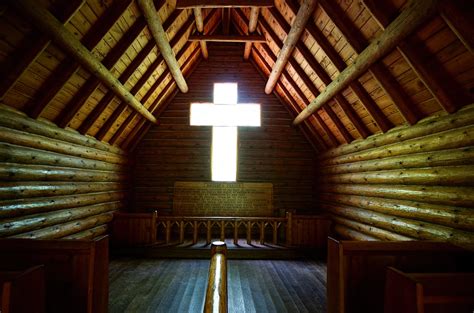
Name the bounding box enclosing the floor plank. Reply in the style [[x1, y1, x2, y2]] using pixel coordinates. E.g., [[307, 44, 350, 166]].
[[109, 258, 327, 313]]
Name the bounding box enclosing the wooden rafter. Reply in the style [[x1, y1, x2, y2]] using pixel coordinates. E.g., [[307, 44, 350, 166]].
[[176, 0, 273, 9], [95, 14, 197, 141], [25, 0, 138, 119], [9, 0, 157, 123], [362, 0, 470, 114], [264, 0, 316, 94], [438, 0, 474, 53], [58, 9, 184, 129], [0, 0, 85, 100], [323, 106, 353, 144], [222, 8, 231, 34], [138, 0, 188, 93], [193, 7, 209, 59], [317, 0, 418, 126], [293, 0, 439, 125], [189, 34, 266, 42], [73, 9, 184, 134], [250, 46, 326, 151], [243, 7, 260, 60], [123, 46, 202, 150], [270, 3, 370, 138]]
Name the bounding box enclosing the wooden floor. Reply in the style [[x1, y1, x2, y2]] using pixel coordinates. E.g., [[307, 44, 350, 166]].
[[109, 258, 327, 312]]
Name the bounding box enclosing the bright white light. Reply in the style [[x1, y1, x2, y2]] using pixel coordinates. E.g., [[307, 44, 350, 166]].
[[214, 83, 237, 104], [212, 126, 237, 181], [190, 103, 260, 126]]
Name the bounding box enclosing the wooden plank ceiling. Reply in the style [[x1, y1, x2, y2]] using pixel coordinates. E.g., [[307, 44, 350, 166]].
[[0, 0, 472, 152]]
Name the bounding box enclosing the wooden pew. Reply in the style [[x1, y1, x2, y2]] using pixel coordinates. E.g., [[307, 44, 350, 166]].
[[327, 237, 473, 313], [385, 267, 474, 313], [0, 236, 109, 313], [0, 265, 45, 313]]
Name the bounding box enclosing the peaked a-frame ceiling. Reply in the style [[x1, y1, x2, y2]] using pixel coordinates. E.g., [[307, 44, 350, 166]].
[[0, 0, 472, 152]]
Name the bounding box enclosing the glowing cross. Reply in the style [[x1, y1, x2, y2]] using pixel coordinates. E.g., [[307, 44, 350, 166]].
[[190, 83, 261, 181]]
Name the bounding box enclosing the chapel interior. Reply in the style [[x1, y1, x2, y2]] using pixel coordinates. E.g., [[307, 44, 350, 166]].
[[0, 0, 473, 312]]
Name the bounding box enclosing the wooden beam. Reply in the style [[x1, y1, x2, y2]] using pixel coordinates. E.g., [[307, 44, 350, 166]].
[[244, 7, 260, 59], [189, 34, 266, 42], [362, 0, 468, 113], [264, 0, 316, 94], [438, 0, 474, 53], [176, 0, 273, 9], [318, 0, 418, 125], [193, 7, 209, 59], [293, 0, 439, 125], [25, 0, 138, 119], [0, 0, 84, 101], [138, 0, 188, 93], [222, 8, 231, 34], [323, 106, 353, 144], [95, 14, 196, 141], [9, 0, 157, 123], [69, 9, 183, 132]]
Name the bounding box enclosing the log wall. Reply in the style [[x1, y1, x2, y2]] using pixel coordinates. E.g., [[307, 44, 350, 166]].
[[0, 106, 129, 239], [133, 44, 317, 215], [316, 104, 474, 248]]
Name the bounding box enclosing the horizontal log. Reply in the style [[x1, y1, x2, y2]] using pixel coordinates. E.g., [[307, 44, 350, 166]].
[[321, 124, 474, 166], [176, 0, 273, 8], [321, 165, 474, 186], [62, 224, 108, 240], [333, 224, 379, 241], [319, 105, 474, 160], [0, 191, 125, 218], [332, 216, 412, 241], [188, 34, 266, 42], [320, 202, 474, 248], [11, 212, 114, 239], [0, 126, 127, 164], [320, 147, 474, 174], [319, 193, 474, 230], [0, 142, 125, 171], [319, 184, 474, 208], [0, 201, 122, 237], [0, 163, 127, 182], [0, 181, 126, 200], [0, 105, 125, 156]]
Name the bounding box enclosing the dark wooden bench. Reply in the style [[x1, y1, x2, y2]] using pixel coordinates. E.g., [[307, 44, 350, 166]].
[[327, 237, 473, 313], [0, 265, 45, 313], [0, 235, 108, 313], [384, 267, 474, 313]]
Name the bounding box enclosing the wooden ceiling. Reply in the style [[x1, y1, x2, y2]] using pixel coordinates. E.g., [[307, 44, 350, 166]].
[[0, 0, 472, 152]]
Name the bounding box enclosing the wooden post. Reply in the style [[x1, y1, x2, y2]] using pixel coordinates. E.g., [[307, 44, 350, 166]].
[[233, 222, 238, 245], [193, 221, 198, 244], [204, 241, 227, 313], [138, 0, 189, 93], [7, 0, 158, 124], [220, 221, 225, 241], [193, 7, 209, 59], [293, 0, 440, 125], [207, 221, 212, 245], [246, 221, 252, 244], [264, 0, 317, 94], [286, 211, 293, 246], [179, 221, 185, 243], [259, 222, 265, 244], [165, 221, 171, 244]]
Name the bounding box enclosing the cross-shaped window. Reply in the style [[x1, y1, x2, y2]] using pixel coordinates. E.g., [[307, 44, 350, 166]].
[[190, 83, 261, 181]]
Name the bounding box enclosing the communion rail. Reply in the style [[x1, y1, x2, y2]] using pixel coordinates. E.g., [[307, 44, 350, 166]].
[[157, 212, 293, 246]]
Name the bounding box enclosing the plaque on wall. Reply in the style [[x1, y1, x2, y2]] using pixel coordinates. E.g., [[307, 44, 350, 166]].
[[173, 182, 273, 216]]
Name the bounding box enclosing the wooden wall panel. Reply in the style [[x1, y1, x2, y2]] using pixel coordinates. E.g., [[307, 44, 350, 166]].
[[133, 44, 317, 215], [0, 106, 129, 239], [316, 105, 474, 249]]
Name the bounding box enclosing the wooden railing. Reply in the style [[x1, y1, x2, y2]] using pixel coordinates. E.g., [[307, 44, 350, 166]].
[[157, 212, 293, 245], [204, 241, 227, 313]]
